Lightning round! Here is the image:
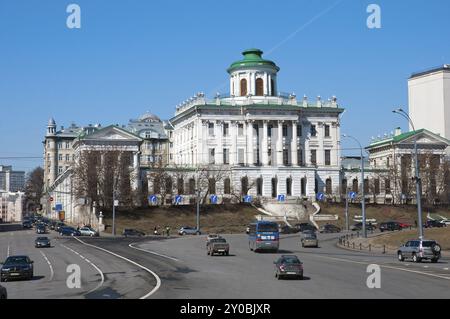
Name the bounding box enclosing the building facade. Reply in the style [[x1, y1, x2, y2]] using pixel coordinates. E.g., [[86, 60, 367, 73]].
[[0, 165, 25, 192], [164, 49, 344, 201]]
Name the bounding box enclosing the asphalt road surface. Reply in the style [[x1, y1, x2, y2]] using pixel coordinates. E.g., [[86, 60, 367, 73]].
[[1, 224, 449, 299]]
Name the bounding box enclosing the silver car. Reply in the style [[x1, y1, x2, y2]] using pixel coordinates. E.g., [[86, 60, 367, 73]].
[[301, 233, 319, 248], [179, 226, 201, 236], [397, 239, 441, 263], [79, 227, 99, 237]]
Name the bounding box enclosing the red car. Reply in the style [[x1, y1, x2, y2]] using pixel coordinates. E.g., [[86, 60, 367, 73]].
[[398, 222, 412, 229]]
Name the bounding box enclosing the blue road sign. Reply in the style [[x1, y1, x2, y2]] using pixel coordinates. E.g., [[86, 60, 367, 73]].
[[175, 195, 182, 204], [243, 195, 252, 203], [277, 194, 285, 202], [55, 203, 63, 212], [349, 192, 357, 199], [316, 193, 325, 201], [210, 195, 218, 204], [149, 195, 158, 204]]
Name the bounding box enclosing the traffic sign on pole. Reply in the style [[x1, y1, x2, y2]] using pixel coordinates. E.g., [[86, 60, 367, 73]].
[[316, 193, 325, 201], [277, 194, 285, 202], [243, 195, 252, 203], [210, 195, 218, 204], [149, 195, 158, 204], [175, 195, 182, 205]]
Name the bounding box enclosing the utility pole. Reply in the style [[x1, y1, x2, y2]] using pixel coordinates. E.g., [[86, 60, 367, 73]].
[[393, 108, 424, 239], [345, 190, 349, 232]]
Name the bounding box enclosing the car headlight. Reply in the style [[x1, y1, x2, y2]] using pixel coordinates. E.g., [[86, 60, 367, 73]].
[[2, 268, 11, 272]]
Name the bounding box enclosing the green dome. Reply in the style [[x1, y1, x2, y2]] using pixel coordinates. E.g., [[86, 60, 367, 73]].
[[227, 49, 280, 73]]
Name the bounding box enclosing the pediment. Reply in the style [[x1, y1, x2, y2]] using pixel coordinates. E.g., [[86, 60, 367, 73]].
[[402, 131, 449, 146], [82, 126, 142, 141]]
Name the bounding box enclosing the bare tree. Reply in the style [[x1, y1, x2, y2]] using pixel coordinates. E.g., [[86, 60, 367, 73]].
[[25, 167, 44, 211]]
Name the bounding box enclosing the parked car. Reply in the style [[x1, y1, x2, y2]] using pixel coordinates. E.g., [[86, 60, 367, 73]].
[[35, 237, 51, 248], [301, 232, 319, 248], [439, 219, 450, 226], [122, 229, 145, 237], [274, 255, 304, 280], [398, 239, 441, 263], [36, 224, 47, 234], [319, 224, 341, 233], [22, 221, 33, 229], [59, 226, 81, 236], [424, 220, 447, 228], [398, 222, 412, 229], [379, 221, 402, 232], [207, 238, 230, 256], [55, 222, 66, 232], [294, 223, 317, 232], [179, 226, 201, 236], [0, 255, 34, 282], [280, 225, 300, 234], [351, 222, 377, 232], [79, 226, 99, 237], [0, 283, 6, 299]]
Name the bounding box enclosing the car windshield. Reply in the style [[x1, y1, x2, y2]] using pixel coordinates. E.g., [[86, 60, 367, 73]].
[[212, 238, 226, 243], [282, 257, 301, 264], [5, 257, 28, 265], [37, 237, 48, 241], [258, 223, 278, 232], [422, 241, 436, 247], [304, 234, 316, 239]]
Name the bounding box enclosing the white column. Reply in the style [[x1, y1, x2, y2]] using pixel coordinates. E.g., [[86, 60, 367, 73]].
[[291, 121, 298, 166], [247, 120, 254, 165], [133, 151, 140, 190], [201, 121, 207, 165], [305, 126, 310, 166], [230, 121, 237, 165], [277, 120, 283, 166], [268, 74, 272, 96], [217, 121, 223, 165], [263, 73, 268, 96], [262, 120, 269, 166], [250, 73, 255, 95]]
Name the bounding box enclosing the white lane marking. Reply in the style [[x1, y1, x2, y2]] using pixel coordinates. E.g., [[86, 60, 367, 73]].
[[424, 266, 429, 269], [7, 244, 10, 257], [39, 251, 55, 281], [61, 244, 105, 294], [129, 243, 181, 262], [313, 255, 450, 280], [444, 268, 449, 271], [74, 237, 161, 299]]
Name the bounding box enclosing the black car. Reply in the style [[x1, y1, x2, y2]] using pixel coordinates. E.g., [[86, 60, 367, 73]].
[[424, 220, 446, 228], [274, 255, 304, 280], [123, 229, 145, 237], [35, 237, 51, 248], [22, 221, 33, 229], [294, 223, 317, 232], [280, 226, 301, 234], [0, 256, 34, 282], [36, 224, 47, 234], [55, 222, 66, 232], [59, 226, 81, 236], [351, 222, 377, 232], [319, 224, 341, 233], [379, 221, 402, 232]]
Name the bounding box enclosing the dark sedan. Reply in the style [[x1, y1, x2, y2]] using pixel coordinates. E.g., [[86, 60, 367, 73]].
[[379, 221, 402, 232], [424, 220, 446, 228], [36, 224, 47, 234], [319, 224, 341, 233], [280, 226, 301, 234], [0, 256, 34, 282], [274, 255, 304, 280], [22, 221, 33, 229], [35, 237, 51, 248], [294, 223, 317, 232], [351, 222, 377, 232], [59, 226, 81, 236], [123, 229, 145, 237]]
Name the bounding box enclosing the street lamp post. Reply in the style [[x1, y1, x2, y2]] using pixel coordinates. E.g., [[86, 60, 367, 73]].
[[343, 134, 367, 238], [392, 108, 424, 239]]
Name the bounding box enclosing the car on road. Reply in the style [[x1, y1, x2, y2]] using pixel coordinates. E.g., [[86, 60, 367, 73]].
[[206, 234, 222, 244], [280, 225, 300, 234], [0, 255, 34, 282], [79, 226, 99, 237], [397, 239, 441, 263], [294, 223, 317, 233], [379, 221, 402, 232], [122, 229, 145, 237], [274, 255, 304, 280], [55, 222, 66, 232], [351, 222, 376, 232], [301, 232, 319, 248], [179, 226, 201, 236], [59, 226, 81, 236], [36, 224, 47, 234], [424, 220, 447, 228], [22, 221, 33, 229], [207, 237, 230, 256], [35, 237, 51, 248], [319, 224, 341, 233], [0, 283, 6, 299]]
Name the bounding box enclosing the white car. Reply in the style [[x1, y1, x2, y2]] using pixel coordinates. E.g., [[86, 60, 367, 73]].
[[79, 227, 99, 237], [440, 219, 450, 226]]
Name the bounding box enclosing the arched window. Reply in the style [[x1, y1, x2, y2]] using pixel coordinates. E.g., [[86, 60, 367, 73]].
[[224, 178, 231, 195], [165, 177, 173, 195], [257, 177, 263, 196], [208, 178, 216, 194], [241, 177, 249, 196], [188, 178, 195, 195], [270, 78, 275, 96], [352, 179, 359, 193], [240, 79, 248, 96], [286, 178, 292, 196], [177, 178, 184, 195], [326, 178, 332, 195], [255, 78, 264, 96], [271, 178, 277, 198]]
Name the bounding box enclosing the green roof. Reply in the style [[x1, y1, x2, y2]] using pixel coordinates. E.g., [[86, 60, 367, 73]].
[[367, 129, 450, 149], [227, 49, 280, 73]]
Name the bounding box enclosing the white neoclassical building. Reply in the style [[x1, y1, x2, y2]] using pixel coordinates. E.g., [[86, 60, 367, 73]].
[[165, 49, 344, 201]]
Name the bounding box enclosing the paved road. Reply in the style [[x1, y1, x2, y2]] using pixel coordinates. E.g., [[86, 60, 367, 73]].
[[2, 224, 450, 299], [0, 225, 156, 299]]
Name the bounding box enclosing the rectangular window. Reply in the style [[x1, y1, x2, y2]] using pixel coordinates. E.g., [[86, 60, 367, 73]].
[[298, 149, 303, 166], [282, 125, 288, 137], [283, 149, 289, 165], [324, 125, 330, 137], [325, 150, 331, 166], [238, 124, 244, 136], [58, 166, 63, 174], [58, 143, 63, 149], [268, 125, 273, 137], [223, 148, 229, 164], [208, 123, 214, 136], [385, 179, 391, 194], [311, 150, 317, 165], [374, 179, 380, 195], [297, 125, 302, 137], [310, 125, 317, 137], [209, 148, 215, 164], [58, 154, 63, 161], [66, 154, 70, 162], [238, 148, 245, 165], [223, 123, 229, 137], [386, 157, 390, 168], [65, 142, 70, 149]]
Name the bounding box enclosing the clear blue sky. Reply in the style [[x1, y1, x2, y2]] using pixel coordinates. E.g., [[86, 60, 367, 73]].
[[1, 0, 449, 172]]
